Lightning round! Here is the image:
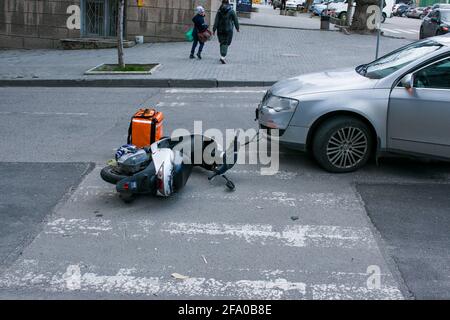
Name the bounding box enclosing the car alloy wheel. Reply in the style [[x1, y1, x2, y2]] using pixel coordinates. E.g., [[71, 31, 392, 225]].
[[326, 126, 368, 170], [312, 116, 373, 173]]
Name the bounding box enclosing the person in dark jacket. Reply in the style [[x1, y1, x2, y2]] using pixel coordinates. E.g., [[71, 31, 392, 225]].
[[213, 0, 240, 64], [190, 6, 208, 59]]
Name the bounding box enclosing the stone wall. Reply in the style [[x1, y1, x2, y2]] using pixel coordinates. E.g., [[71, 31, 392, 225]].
[[0, 0, 82, 49], [126, 0, 217, 43], [0, 0, 220, 49]]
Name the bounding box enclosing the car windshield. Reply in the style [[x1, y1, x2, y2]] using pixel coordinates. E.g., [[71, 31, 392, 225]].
[[442, 10, 450, 22], [357, 40, 443, 79]]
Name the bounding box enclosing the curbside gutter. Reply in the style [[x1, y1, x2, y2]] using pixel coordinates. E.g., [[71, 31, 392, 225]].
[[0, 79, 277, 88]]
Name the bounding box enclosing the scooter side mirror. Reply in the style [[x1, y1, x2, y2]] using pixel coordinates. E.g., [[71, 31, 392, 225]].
[[401, 73, 414, 89]]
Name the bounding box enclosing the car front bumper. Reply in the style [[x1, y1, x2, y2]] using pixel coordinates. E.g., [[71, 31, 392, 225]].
[[256, 92, 308, 148]]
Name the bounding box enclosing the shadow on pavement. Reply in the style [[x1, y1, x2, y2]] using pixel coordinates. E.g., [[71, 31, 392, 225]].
[[0, 162, 93, 268]]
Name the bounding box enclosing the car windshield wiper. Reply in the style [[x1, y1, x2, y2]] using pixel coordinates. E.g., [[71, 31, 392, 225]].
[[356, 64, 369, 76]]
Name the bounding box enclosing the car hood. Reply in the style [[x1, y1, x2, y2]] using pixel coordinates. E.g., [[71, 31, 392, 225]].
[[270, 68, 377, 97]]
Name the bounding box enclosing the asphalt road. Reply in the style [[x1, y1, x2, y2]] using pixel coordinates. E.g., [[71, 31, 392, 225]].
[[357, 183, 450, 299], [0, 162, 92, 269], [382, 16, 423, 40], [0, 87, 448, 299]]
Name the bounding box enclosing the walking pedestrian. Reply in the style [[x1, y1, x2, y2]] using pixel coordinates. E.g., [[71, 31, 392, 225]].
[[190, 6, 208, 59], [213, 0, 240, 64], [281, 0, 286, 10]]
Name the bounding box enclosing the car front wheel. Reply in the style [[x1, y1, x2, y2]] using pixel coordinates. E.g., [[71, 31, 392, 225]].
[[312, 117, 373, 173]]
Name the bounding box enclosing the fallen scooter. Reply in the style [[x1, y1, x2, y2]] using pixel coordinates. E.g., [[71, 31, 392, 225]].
[[100, 135, 239, 203]]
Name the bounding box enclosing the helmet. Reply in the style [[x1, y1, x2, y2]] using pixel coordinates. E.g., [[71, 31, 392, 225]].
[[115, 144, 138, 161], [116, 144, 150, 175]]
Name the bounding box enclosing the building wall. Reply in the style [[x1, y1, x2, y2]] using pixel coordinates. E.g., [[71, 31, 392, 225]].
[[0, 0, 218, 49], [0, 0, 82, 49], [126, 0, 217, 43]]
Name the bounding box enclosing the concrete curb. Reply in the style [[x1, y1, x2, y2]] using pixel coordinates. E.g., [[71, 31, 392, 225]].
[[0, 79, 276, 88], [240, 22, 339, 32]]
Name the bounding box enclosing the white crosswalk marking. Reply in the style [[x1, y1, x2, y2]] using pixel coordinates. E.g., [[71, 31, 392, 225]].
[[164, 89, 267, 94], [0, 166, 405, 299], [0, 260, 404, 299]]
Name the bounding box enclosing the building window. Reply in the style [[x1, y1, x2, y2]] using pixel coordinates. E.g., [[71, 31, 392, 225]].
[[82, 0, 120, 37]]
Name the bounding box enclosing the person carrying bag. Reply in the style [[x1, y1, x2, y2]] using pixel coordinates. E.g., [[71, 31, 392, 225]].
[[190, 6, 210, 60]]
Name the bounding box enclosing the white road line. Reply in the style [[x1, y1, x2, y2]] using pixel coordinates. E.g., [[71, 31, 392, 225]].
[[0, 265, 307, 299], [381, 28, 401, 34], [156, 102, 187, 107], [0, 111, 89, 116], [46, 218, 113, 236], [44, 218, 376, 249], [70, 187, 362, 210], [161, 222, 376, 249], [156, 101, 256, 108], [0, 262, 403, 299], [180, 191, 362, 209], [164, 89, 267, 94], [400, 29, 418, 34], [311, 283, 403, 300]]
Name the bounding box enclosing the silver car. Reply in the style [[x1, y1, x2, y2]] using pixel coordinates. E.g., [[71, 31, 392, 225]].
[[257, 36, 450, 172]]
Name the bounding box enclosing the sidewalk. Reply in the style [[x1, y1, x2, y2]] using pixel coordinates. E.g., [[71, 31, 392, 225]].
[[0, 25, 411, 87], [240, 4, 325, 30]]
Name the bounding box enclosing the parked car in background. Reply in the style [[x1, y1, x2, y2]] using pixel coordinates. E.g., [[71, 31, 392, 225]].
[[328, 0, 394, 23], [420, 8, 450, 38], [392, 3, 404, 13], [286, 0, 304, 10], [327, 0, 352, 21], [311, 1, 331, 16], [257, 36, 450, 172], [423, 6, 433, 17], [310, 0, 327, 12], [406, 7, 427, 19], [395, 4, 412, 16]]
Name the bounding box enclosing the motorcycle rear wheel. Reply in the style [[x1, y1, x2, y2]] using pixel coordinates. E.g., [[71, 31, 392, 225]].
[[100, 165, 130, 184]]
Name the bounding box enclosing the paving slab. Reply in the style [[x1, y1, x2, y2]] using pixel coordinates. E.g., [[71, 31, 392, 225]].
[[0, 26, 411, 85]]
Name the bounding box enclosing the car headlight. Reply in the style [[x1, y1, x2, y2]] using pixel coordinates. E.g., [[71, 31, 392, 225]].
[[264, 96, 299, 113]]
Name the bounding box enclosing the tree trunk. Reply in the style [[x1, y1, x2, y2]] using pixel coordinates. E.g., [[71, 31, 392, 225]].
[[350, 0, 380, 32], [345, 0, 354, 26], [117, 0, 125, 68]]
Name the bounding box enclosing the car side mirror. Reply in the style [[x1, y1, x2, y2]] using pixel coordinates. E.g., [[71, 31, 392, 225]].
[[401, 73, 414, 89]]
